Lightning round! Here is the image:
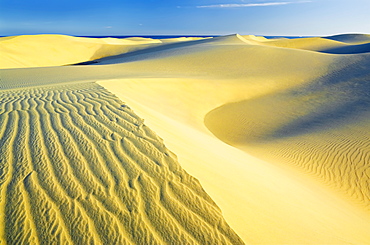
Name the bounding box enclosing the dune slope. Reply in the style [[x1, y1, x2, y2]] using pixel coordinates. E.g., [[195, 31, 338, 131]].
[[0, 82, 243, 244], [204, 56, 370, 210], [0, 35, 163, 69], [256, 34, 370, 54], [101, 77, 370, 244], [324, 33, 370, 44], [96, 34, 370, 243]]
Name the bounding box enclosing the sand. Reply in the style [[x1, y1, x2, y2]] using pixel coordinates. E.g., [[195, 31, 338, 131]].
[[0, 35, 163, 69], [1, 33, 370, 244], [0, 82, 242, 244]]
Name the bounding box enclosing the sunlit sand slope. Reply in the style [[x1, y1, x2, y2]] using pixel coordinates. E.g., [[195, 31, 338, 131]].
[[0, 82, 243, 244], [96, 34, 370, 243], [257, 34, 370, 54], [102, 78, 370, 244], [0, 35, 163, 69], [0, 35, 211, 69], [204, 53, 370, 210], [324, 33, 370, 44]]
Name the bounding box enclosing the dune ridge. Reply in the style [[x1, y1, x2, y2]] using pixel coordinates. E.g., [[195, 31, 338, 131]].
[[240, 33, 370, 54], [324, 33, 370, 44], [0, 35, 213, 69], [0, 82, 243, 244], [101, 75, 370, 244], [0, 35, 161, 69]]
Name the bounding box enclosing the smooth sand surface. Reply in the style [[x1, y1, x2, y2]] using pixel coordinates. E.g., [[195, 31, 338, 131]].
[[0, 34, 167, 69], [1, 34, 370, 244]]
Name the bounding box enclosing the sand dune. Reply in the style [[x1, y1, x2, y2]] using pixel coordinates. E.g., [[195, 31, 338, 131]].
[[324, 33, 370, 44], [321, 42, 370, 54], [1, 33, 370, 244], [204, 54, 370, 210], [243, 33, 370, 54], [0, 35, 212, 69], [101, 78, 370, 244], [0, 35, 164, 69]]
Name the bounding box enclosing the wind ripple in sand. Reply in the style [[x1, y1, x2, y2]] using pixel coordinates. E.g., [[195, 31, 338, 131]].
[[251, 127, 370, 210], [204, 67, 370, 211], [0, 83, 243, 245]]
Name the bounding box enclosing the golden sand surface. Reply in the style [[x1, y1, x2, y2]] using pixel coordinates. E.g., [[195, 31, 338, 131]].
[[1, 33, 370, 244], [0, 83, 242, 244]]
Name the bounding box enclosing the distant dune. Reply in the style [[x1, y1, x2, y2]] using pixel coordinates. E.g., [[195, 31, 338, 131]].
[[1, 33, 370, 244], [0, 35, 161, 69], [257, 33, 370, 53], [324, 33, 370, 44]]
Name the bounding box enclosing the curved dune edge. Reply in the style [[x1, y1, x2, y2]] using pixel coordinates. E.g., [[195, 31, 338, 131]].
[[203, 53, 370, 211], [0, 82, 243, 244], [0, 35, 210, 69], [0, 34, 162, 69], [100, 78, 370, 244], [256, 33, 370, 53]]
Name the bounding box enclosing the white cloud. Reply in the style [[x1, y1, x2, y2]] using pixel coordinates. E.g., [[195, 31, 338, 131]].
[[197, 1, 311, 8], [105, 26, 113, 29]]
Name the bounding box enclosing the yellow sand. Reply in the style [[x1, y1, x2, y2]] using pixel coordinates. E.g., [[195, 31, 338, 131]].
[[0, 82, 243, 244], [1, 34, 370, 244], [0, 34, 163, 69], [259, 34, 370, 53]]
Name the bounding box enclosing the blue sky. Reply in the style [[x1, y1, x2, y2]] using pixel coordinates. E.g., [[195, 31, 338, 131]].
[[0, 0, 369, 36]]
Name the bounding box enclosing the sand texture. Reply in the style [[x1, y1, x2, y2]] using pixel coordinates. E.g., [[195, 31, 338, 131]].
[[1, 34, 370, 244], [0, 82, 242, 244]]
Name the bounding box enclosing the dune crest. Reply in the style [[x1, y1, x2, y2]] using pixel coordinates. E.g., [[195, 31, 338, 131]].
[[260, 34, 370, 54], [0, 35, 163, 69], [324, 33, 370, 44]]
